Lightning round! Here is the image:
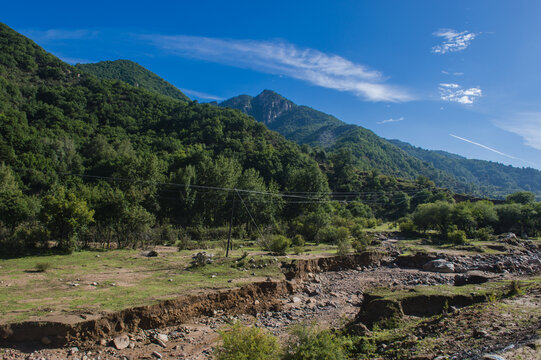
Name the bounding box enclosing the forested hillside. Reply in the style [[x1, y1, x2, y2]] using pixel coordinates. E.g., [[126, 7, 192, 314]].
[[0, 23, 340, 254], [391, 140, 541, 198], [221, 91, 473, 193], [221, 91, 541, 198], [75, 59, 190, 102]]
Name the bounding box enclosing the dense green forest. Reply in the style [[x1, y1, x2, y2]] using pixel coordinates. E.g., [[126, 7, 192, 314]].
[[76, 60, 190, 102], [1, 23, 540, 257], [391, 139, 541, 198], [221, 91, 541, 199]]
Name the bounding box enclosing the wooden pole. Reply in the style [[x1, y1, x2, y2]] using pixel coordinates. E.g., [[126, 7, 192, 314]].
[[226, 194, 236, 257]]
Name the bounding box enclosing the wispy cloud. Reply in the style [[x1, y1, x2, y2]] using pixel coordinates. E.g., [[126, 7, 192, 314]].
[[432, 29, 477, 54], [142, 35, 414, 102], [450, 134, 535, 166], [22, 29, 99, 42], [441, 70, 464, 76], [377, 116, 404, 125], [439, 83, 482, 104], [495, 113, 541, 151], [179, 88, 224, 101]]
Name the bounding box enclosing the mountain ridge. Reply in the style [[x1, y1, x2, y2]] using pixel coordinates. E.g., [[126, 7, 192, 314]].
[[220, 91, 541, 198], [75, 59, 190, 102]]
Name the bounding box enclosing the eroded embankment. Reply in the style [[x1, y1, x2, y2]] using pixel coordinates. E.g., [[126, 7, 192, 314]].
[[0, 252, 383, 346]]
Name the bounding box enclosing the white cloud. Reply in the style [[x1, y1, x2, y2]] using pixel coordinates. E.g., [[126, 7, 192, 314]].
[[495, 113, 541, 151], [449, 134, 535, 166], [23, 29, 99, 41], [179, 88, 224, 101], [377, 117, 404, 124], [441, 70, 464, 76], [142, 35, 414, 102], [432, 29, 477, 54], [439, 83, 482, 104]]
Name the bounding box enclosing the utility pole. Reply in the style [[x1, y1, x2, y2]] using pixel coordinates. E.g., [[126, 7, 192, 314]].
[[226, 192, 236, 257]]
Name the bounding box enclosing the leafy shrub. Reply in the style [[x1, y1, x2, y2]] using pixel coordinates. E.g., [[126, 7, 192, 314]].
[[351, 232, 370, 253], [284, 323, 351, 360], [292, 234, 305, 247], [399, 220, 417, 235], [315, 226, 350, 244], [475, 227, 494, 241], [448, 229, 467, 245], [215, 322, 281, 360], [259, 234, 291, 255], [34, 262, 51, 272], [336, 239, 351, 256], [293, 246, 305, 255]]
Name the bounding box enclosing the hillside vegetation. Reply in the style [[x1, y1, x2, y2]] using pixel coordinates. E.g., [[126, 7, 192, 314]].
[[1, 23, 540, 258], [76, 59, 190, 102], [221, 91, 541, 199]]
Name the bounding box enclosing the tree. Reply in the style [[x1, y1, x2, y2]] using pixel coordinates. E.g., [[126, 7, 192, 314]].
[[412, 201, 453, 237], [40, 187, 94, 253], [0, 164, 38, 230], [506, 191, 535, 205]]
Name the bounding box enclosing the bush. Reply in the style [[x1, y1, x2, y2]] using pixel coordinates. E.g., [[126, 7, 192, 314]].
[[475, 227, 494, 241], [259, 234, 291, 255], [315, 226, 350, 244], [215, 322, 281, 360], [34, 262, 51, 272], [336, 239, 351, 256], [448, 229, 467, 245], [351, 232, 370, 253], [399, 220, 417, 235], [284, 323, 351, 360], [292, 234, 305, 247]]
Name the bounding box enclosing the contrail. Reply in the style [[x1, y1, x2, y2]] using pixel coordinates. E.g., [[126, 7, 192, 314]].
[[449, 134, 536, 167]]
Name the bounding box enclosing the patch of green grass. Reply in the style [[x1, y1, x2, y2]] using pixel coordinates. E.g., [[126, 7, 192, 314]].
[[0, 247, 286, 323]]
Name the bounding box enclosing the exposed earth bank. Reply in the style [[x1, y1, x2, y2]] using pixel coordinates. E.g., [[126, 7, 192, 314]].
[[1, 237, 540, 360]]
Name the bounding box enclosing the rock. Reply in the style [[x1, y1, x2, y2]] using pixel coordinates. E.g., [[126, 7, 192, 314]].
[[90, 282, 98, 286], [153, 338, 167, 348], [68, 347, 79, 355], [291, 296, 302, 304], [454, 271, 490, 286], [423, 259, 455, 273], [113, 334, 130, 350], [482, 355, 505, 360], [152, 351, 163, 359], [99, 338, 107, 346], [156, 333, 168, 342], [146, 250, 159, 257], [41, 336, 52, 345]]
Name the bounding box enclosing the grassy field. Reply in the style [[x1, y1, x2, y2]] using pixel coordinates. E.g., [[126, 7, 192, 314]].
[[0, 247, 287, 323]]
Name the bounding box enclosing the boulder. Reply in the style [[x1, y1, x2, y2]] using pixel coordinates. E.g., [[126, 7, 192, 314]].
[[454, 271, 490, 286], [423, 259, 455, 273], [113, 334, 130, 350]]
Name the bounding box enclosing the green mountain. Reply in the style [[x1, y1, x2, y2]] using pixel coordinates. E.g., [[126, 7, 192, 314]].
[[0, 22, 327, 234], [220, 91, 469, 190], [390, 139, 541, 198], [75, 59, 190, 102], [220, 90, 541, 198]]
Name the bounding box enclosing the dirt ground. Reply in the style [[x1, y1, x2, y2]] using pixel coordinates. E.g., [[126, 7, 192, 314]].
[[1, 238, 540, 359]]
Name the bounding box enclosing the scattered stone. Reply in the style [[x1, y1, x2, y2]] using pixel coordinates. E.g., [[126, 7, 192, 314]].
[[152, 351, 163, 359], [68, 347, 79, 355], [423, 259, 455, 273], [482, 355, 505, 360], [113, 334, 130, 350], [156, 333, 168, 343], [291, 297, 302, 304]]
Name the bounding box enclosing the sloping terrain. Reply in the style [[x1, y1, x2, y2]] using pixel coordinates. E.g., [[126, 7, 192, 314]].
[[75, 60, 190, 102], [391, 139, 541, 198]]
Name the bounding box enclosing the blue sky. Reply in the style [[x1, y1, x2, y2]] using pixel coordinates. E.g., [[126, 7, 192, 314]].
[[3, 1, 541, 169]]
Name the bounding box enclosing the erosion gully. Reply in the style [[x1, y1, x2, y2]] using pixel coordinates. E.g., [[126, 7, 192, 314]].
[[1, 238, 540, 360]]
